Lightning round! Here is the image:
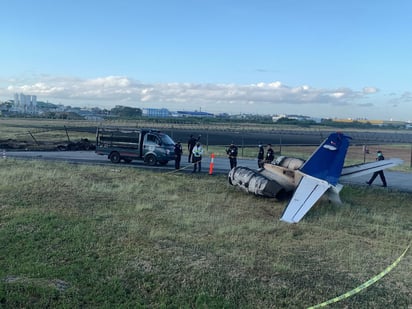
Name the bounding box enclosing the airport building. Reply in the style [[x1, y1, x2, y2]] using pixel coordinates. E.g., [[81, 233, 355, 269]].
[[142, 108, 171, 117], [174, 110, 214, 118], [142, 108, 215, 118]]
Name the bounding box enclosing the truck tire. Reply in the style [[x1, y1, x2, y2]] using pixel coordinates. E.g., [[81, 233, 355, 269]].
[[110, 151, 121, 163], [145, 154, 157, 166]]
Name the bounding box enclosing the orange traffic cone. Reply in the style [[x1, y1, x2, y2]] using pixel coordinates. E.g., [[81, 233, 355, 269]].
[[209, 153, 215, 175]]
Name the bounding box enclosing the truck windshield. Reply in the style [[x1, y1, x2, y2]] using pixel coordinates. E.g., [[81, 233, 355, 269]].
[[159, 134, 175, 146]]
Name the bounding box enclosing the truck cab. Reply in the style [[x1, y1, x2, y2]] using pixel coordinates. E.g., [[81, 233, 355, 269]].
[[142, 131, 175, 165]]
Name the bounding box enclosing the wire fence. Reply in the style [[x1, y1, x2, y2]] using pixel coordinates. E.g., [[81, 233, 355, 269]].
[[2, 122, 412, 168]]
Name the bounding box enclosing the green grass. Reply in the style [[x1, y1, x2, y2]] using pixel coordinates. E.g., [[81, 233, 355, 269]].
[[0, 160, 411, 308]]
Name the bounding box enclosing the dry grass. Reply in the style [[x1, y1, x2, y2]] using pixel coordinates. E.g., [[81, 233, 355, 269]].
[[0, 159, 410, 308]]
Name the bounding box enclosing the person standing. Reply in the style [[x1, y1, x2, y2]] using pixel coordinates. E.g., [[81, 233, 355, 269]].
[[265, 144, 275, 163], [366, 150, 387, 187], [174, 141, 183, 169], [192, 142, 203, 172], [257, 144, 265, 168], [226, 143, 238, 169], [187, 134, 201, 163]]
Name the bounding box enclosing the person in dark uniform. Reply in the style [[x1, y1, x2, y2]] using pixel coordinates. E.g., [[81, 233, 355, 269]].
[[257, 144, 265, 168], [187, 134, 201, 163], [366, 150, 387, 187], [265, 144, 275, 163], [174, 141, 183, 169], [226, 143, 238, 169]]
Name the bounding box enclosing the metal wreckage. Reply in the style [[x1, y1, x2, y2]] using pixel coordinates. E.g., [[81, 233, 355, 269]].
[[228, 132, 403, 223]]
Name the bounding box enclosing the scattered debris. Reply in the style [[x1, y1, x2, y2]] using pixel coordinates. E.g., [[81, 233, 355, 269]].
[[57, 138, 95, 151], [0, 139, 30, 150]]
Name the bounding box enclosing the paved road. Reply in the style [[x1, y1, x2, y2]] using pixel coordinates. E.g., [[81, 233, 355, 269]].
[[4, 150, 411, 193]]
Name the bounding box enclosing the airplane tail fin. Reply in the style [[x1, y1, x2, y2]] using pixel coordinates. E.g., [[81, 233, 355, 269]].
[[300, 132, 351, 186], [280, 132, 351, 223]]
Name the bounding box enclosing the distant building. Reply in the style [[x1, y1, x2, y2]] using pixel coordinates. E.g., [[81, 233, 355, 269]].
[[12, 93, 37, 114], [272, 114, 320, 123], [142, 108, 170, 117], [68, 108, 104, 121], [272, 114, 287, 122], [141, 108, 214, 118], [175, 110, 214, 118]]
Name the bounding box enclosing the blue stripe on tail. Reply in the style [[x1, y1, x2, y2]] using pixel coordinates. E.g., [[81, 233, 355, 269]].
[[300, 132, 351, 185]]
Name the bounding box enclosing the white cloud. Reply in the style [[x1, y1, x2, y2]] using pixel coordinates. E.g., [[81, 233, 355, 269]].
[[330, 92, 345, 99], [1, 75, 380, 113], [363, 87, 378, 94]]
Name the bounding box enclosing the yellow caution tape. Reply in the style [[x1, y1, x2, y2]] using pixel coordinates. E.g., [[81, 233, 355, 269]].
[[165, 157, 207, 175], [308, 243, 410, 309]]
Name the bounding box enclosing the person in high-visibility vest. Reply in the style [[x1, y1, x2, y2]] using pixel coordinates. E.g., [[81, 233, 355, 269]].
[[187, 134, 201, 163], [192, 142, 203, 172]]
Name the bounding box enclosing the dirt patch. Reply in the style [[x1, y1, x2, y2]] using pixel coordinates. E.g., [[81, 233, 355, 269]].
[[0, 138, 95, 151], [3, 275, 71, 292], [0, 139, 32, 150]]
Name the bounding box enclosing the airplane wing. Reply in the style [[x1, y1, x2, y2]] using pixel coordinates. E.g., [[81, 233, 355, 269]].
[[280, 174, 331, 223], [340, 158, 403, 181]]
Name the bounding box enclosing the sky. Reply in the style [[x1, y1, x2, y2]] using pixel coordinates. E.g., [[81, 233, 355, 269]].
[[1, 0, 412, 121]]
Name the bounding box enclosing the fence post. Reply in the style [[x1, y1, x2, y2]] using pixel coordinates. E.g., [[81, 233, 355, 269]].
[[241, 134, 244, 157], [410, 144, 412, 168], [363, 144, 369, 163], [28, 130, 39, 145], [279, 132, 282, 156]]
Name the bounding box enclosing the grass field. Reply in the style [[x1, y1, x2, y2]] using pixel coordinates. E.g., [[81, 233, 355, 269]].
[[0, 159, 410, 308]]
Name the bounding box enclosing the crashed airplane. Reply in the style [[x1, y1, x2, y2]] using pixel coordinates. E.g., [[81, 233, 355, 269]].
[[228, 132, 403, 223]]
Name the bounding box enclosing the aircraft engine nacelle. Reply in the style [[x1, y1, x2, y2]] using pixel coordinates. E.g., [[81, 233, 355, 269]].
[[274, 156, 305, 170], [228, 166, 286, 199]]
